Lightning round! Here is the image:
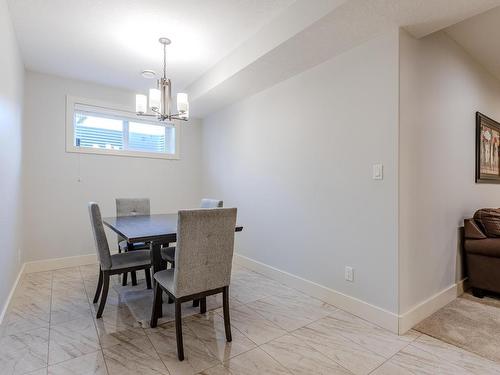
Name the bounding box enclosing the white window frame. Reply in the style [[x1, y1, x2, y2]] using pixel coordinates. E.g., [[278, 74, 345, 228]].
[[65, 95, 180, 160]]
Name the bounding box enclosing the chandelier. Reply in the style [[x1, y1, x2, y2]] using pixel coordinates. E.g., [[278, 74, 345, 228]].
[[135, 38, 189, 122]]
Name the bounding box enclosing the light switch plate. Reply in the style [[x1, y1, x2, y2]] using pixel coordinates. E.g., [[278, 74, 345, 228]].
[[345, 266, 354, 282], [372, 164, 383, 180]]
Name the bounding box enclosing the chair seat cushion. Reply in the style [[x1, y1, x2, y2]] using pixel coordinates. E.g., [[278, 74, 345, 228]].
[[161, 246, 176, 262], [111, 250, 151, 270], [119, 240, 149, 252], [154, 269, 175, 294]]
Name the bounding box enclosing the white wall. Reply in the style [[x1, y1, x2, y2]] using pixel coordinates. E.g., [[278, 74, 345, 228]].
[[399, 30, 500, 314], [0, 0, 24, 313], [202, 30, 400, 313], [22, 72, 202, 262]]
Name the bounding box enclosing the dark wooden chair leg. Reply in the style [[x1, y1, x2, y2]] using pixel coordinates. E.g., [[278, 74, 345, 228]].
[[96, 272, 110, 319], [175, 301, 184, 361], [150, 283, 163, 328], [200, 297, 206, 314], [122, 272, 128, 286], [193, 299, 200, 308], [93, 268, 103, 303], [131, 271, 137, 286], [145, 268, 152, 289], [222, 286, 232, 342]]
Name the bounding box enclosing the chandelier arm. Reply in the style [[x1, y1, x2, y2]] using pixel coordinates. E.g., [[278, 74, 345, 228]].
[[170, 114, 189, 121]]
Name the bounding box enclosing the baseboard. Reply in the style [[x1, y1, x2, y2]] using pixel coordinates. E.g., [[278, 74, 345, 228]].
[[1, 254, 97, 324], [456, 278, 468, 295], [234, 253, 399, 333], [398, 279, 466, 334], [0, 263, 25, 324], [24, 253, 97, 273]]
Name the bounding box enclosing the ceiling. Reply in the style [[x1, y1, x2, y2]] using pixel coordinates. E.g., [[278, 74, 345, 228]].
[[7, 0, 295, 92], [7, 0, 500, 117], [445, 6, 500, 82]]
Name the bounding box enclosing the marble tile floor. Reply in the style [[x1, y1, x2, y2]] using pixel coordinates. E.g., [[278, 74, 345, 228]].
[[1, 263, 500, 375]]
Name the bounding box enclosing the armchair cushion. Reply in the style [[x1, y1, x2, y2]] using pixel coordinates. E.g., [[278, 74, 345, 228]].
[[474, 208, 500, 238], [465, 238, 500, 258]]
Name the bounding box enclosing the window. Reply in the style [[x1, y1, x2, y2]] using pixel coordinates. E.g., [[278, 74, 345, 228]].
[[66, 96, 179, 159]]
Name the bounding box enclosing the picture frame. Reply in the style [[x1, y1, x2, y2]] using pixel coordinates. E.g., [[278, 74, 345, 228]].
[[476, 112, 500, 183]]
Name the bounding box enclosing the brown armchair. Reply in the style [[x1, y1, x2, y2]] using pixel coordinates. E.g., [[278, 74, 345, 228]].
[[464, 209, 500, 298]]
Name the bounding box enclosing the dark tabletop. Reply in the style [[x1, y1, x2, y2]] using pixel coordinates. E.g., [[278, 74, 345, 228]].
[[103, 213, 243, 244]]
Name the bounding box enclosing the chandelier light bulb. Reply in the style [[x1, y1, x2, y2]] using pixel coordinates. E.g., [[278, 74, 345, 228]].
[[149, 88, 161, 111], [177, 93, 189, 114], [135, 94, 147, 114]]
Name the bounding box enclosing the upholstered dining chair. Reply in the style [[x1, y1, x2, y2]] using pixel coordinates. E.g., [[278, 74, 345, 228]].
[[160, 198, 223, 267], [116, 198, 150, 286], [88, 202, 152, 318], [150, 207, 237, 361]]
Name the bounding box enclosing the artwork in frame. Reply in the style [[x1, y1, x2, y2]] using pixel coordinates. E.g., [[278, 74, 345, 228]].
[[476, 112, 500, 183]]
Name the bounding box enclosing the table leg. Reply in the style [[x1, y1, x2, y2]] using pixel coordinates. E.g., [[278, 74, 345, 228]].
[[150, 241, 163, 317]]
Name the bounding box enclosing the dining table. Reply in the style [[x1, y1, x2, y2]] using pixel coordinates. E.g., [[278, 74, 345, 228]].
[[103, 213, 243, 316]]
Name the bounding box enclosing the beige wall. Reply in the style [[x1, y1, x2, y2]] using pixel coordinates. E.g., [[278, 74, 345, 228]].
[[22, 72, 203, 262], [202, 30, 400, 313], [0, 0, 24, 315], [399, 30, 500, 314]]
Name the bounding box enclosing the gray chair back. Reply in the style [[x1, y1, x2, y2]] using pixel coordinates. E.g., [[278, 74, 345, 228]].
[[88, 202, 112, 270], [200, 198, 223, 209], [116, 198, 150, 217], [116, 198, 150, 244], [173, 208, 237, 297]]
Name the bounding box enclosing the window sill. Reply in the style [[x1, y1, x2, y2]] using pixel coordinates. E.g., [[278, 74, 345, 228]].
[[66, 146, 180, 160]]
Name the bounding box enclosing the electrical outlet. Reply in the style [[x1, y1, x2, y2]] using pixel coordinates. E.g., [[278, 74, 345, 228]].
[[345, 266, 354, 282]]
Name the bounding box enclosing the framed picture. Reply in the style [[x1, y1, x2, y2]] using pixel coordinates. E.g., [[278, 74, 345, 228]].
[[476, 112, 500, 183]]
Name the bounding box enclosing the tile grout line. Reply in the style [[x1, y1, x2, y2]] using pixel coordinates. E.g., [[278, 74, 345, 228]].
[[366, 336, 418, 374], [260, 310, 357, 375], [405, 332, 500, 367], [189, 312, 259, 370], [209, 298, 346, 374], [304, 309, 418, 362], [46, 271, 54, 372], [258, 339, 342, 375], [79, 265, 112, 375], [143, 319, 179, 374]]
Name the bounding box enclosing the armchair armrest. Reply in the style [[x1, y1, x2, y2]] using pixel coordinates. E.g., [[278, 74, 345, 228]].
[[464, 219, 487, 240]]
